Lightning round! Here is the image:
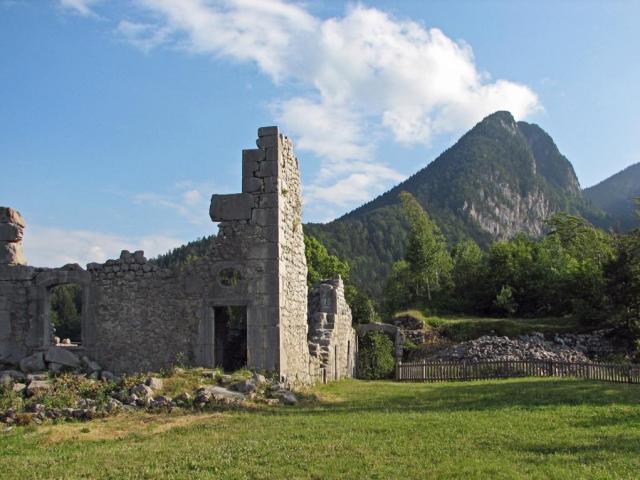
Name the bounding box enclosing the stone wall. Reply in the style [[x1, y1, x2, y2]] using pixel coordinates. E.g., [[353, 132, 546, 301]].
[[308, 277, 357, 380], [0, 126, 355, 384]]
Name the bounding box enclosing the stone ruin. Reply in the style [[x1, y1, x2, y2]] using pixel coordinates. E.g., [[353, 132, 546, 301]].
[[0, 127, 356, 384]]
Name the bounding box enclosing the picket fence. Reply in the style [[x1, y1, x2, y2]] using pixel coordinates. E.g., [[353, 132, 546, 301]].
[[396, 360, 640, 384]]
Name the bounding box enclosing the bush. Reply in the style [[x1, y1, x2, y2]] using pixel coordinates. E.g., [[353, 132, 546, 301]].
[[357, 332, 396, 380]]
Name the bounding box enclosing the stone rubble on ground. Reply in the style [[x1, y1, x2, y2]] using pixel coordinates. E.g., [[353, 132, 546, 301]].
[[0, 365, 301, 427], [428, 333, 592, 363]]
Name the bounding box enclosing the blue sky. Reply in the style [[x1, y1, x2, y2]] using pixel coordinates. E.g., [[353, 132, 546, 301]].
[[1, 0, 639, 267]]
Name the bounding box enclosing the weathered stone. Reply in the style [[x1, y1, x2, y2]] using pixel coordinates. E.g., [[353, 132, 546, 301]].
[[0, 311, 11, 339], [0, 242, 26, 265], [44, 346, 81, 368], [0, 224, 21, 242], [25, 379, 50, 397], [257, 126, 278, 137], [242, 176, 263, 193], [131, 383, 154, 399], [0, 370, 25, 381], [20, 353, 45, 373], [210, 193, 253, 221], [81, 356, 101, 373], [252, 372, 267, 385], [0, 207, 25, 227], [231, 379, 256, 394], [48, 362, 64, 374], [0, 373, 11, 385], [256, 135, 279, 149], [278, 391, 298, 405], [12, 382, 26, 394], [145, 377, 163, 391], [198, 385, 245, 402]]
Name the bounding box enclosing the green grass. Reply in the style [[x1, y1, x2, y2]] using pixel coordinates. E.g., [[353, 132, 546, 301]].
[[423, 314, 581, 341], [2, 378, 640, 479]]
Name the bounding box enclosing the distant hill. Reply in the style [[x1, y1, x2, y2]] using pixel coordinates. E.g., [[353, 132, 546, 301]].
[[306, 111, 607, 294], [584, 162, 640, 231]]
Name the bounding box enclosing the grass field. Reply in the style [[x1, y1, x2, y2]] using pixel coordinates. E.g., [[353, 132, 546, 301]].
[[2, 378, 640, 479]]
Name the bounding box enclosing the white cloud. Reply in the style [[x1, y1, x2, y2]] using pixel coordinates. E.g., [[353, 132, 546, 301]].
[[115, 20, 174, 52], [22, 226, 184, 268], [132, 182, 215, 225], [58, 0, 101, 17], [112, 1, 540, 210]]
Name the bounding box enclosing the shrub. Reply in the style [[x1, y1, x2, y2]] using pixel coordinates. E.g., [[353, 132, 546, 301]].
[[357, 331, 395, 380]]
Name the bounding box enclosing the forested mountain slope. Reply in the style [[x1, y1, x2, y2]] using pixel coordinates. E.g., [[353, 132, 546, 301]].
[[305, 111, 606, 294], [584, 162, 640, 231]]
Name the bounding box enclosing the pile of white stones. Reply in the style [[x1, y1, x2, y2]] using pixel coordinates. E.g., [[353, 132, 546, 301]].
[[429, 333, 591, 363]]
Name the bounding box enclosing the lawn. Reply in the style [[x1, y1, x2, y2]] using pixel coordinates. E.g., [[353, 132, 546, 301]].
[[2, 378, 640, 479]]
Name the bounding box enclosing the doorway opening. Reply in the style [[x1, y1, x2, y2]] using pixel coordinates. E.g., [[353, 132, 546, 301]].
[[49, 283, 83, 345], [214, 306, 247, 371]]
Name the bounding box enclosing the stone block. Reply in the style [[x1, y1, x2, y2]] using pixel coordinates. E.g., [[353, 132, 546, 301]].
[[256, 135, 279, 149], [134, 250, 146, 263], [256, 160, 278, 178], [251, 208, 277, 227], [258, 193, 278, 209], [0, 207, 25, 228], [0, 242, 26, 265], [0, 223, 21, 242], [44, 346, 81, 368], [0, 311, 10, 339], [242, 149, 264, 177], [242, 176, 263, 193], [258, 126, 278, 137], [210, 193, 253, 222], [247, 243, 278, 260], [264, 177, 279, 193], [20, 352, 45, 373]]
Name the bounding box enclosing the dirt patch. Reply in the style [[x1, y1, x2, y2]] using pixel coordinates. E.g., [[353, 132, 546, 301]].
[[43, 412, 223, 444]]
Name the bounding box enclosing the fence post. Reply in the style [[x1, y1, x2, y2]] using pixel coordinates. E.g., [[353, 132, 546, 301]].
[[396, 361, 402, 381], [629, 366, 633, 385]]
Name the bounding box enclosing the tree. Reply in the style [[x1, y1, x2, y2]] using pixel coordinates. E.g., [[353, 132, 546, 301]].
[[399, 192, 452, 304], [357, 331, 395, 380], [451, 239, 485, 311], [304, 235, 350, 286], [50, 284, 82, 342]]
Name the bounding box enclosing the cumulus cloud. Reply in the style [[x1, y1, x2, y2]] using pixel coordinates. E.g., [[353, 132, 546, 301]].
[[110, 1, 539, 211], [58, 0, 101, 17], [132, 181, 218, 225], [22, 226, 184, 268]]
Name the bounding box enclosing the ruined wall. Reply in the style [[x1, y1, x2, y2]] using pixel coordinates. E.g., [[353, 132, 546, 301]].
[[84, 251, 200, 373], [277, 134, 312, 382], [308, 277, 357, 380], [0, 127, 355, 383]]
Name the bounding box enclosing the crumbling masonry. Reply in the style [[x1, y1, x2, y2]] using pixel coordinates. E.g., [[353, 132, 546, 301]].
[[0, 127, 356, 384]]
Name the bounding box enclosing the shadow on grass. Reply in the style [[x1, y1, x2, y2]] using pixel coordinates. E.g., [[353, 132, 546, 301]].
[[269, 379, 640, 418]]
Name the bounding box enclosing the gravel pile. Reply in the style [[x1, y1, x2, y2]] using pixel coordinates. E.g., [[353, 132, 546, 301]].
[[429, 333, 590, 363]]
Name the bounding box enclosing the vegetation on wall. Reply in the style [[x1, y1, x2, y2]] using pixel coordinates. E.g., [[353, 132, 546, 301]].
[[356, 331, 395, 380]]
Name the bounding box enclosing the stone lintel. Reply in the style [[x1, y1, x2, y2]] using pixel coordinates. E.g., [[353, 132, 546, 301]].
[[210, 193, 253, 222]]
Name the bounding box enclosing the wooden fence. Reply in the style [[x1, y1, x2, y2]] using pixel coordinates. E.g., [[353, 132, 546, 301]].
[[396, 360, 640, 384]]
